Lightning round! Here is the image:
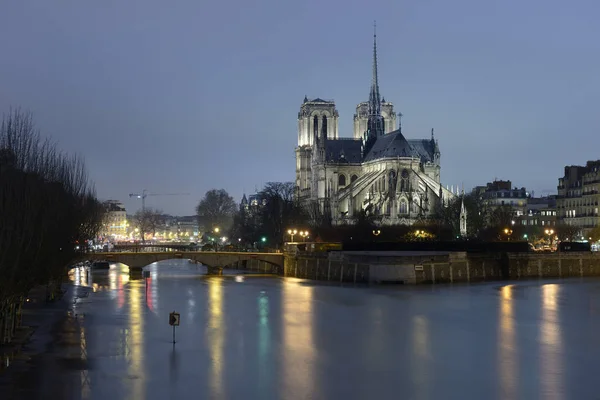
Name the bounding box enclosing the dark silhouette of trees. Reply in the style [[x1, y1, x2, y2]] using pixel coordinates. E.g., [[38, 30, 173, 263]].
[[0, 109, 103, 344], [555, 223, 580, 242], [133, 207, 163, 242], [258, 182, 308, 247], [196, 189, 237, 233], [231, 182, 308, 248]]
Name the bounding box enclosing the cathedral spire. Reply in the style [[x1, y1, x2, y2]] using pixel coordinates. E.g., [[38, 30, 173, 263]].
[[368, 21, 381, 117], [363, 21, 385, 156]]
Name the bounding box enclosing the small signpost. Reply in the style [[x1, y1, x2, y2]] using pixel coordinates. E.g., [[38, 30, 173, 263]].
[[169, 311, 180, 344]]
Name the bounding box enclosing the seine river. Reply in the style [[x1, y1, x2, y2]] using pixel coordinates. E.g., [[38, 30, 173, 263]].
[[19, 259, 600, 399]]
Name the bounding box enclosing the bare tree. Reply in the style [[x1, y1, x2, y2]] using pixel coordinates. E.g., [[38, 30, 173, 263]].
[[0, 108, 102, 343], [132, 207, 163, 242], [555, 223, 580, 242], [258, 182, 308, 247], [196, 189, 236, 233]]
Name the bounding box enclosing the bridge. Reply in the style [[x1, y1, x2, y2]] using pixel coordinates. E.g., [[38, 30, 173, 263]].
[[85, 251, 284, 274], [111, 243, 197, 252]]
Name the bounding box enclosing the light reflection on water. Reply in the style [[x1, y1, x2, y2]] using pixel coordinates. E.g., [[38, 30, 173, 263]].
[[411, 315, 430, 400], [61, 260, 591, 399], [281, 279, 315, 398], [498, 285, 517, 400], [128, 279, 145, 400], [207, 277, 225, 399], [540, 284, 563, 400]]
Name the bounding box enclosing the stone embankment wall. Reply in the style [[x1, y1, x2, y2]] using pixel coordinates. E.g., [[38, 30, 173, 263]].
[[230, 258, 283, 275], [279, 251, 600, 284]]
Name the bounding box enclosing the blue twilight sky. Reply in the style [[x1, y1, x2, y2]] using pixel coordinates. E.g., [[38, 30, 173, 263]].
[[1, 0, 599, 215]]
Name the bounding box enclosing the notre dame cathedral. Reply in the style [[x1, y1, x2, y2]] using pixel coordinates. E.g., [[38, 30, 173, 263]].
[[295, 28, 456, 225]]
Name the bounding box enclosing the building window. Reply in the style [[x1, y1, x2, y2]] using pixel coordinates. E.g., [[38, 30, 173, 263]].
[[399, 200, 408, 214], [338, 174, 346, 187], [322, 115, 328, 138], [351, 174, 358, 183], [400, 169, 409, 192], [313, 115, 318, 139]]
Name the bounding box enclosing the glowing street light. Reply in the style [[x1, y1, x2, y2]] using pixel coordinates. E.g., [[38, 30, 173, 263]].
[[287, 229, 298, 242], [299, 230, 310, 242]]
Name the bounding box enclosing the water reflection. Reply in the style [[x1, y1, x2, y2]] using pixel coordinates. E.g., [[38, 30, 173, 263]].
[[540, 284, 563, 399], [79, 323, 91, 400], [206, 277, 225, 398], [281, 279, 315, 397], [68, 264, 130, 297], [411, 315, 430, 400], [144, 269, 159, 313], [258, 290, 271, 393], [498, 285, 517, 399], [128, 281, 145, 399]]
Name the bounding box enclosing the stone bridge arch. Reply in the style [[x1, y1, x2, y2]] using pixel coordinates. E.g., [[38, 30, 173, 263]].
[[84, 251, 284, 274]]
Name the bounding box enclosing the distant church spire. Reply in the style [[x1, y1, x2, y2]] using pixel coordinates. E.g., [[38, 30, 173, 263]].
[[364, 21, 385, 156], [368, 21, 382, 118]]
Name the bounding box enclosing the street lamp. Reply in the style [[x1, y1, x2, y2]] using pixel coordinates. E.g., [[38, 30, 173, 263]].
[[372, 229, 381, 237], [545, 229, 555, 248], [287, 229, 298, 242], [299, 230, 310, 242], [212, 227, 221, 250]]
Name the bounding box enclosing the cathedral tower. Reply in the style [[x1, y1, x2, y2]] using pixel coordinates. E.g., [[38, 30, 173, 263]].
[[297, 97, 339, 147]]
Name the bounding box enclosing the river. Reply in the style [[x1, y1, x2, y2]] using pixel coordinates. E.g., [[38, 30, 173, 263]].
[[11, 259, 600, 399]]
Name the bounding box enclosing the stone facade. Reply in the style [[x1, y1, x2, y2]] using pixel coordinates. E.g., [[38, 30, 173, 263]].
[[101, 200, 127, 239], [557, 160, 600, 233], [295, 32, 455, 226]]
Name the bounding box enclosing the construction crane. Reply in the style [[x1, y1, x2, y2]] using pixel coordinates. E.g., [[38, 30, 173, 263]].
[[129, 189, 190, 211]]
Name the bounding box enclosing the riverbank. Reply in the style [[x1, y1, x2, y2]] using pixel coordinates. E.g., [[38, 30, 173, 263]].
[[0, 284, 85, 399]]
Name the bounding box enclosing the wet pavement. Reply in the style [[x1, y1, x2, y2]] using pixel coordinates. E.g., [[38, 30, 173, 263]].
[[5, 259, 600, 399]]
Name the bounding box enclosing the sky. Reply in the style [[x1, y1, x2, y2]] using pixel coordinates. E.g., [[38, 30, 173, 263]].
[[1, 0, 599, 216]]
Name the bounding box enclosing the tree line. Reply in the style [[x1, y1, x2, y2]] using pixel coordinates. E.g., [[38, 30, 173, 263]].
[[196, 183, 306, 249], [195, 185, 582, 247], [0, 109, 104, 344]]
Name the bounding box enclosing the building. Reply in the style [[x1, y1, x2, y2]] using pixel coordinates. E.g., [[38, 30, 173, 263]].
[[241, 193, 266, 212], [295, 29, 455, 225], [557, 160, 600, 232], [473, 180, 528, 216], [517, 196, 557, 228], [101, 200, 128, 240], [155, 215, 199, 241]]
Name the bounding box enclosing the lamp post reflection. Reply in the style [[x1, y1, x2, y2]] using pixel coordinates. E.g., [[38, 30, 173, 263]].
[[258, 290, 270, 393], [281, 279, 316, 397], [127, 280, 145, 399], [498, 285, 517, 400], [207, 277, 225, 398], [540, 284, 563, 399], [410, 315, 431, 400]]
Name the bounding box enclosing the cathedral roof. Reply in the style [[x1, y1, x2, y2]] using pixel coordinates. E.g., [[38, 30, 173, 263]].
[[308, 97, 333, 103], [325, 139, 363, 164], [407, 139, 436, 163], [363, 130, 415, 161]]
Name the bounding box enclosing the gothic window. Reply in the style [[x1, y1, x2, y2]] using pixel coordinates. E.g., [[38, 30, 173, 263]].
[[313, 115, 319, 139], [388, 170, 397, 193], [399, 200, 408, 215], [351, 174, 358, 183], [338, 174, 346, 187], [385, 201, 391, 215], [400, 169, 409, 192], [322, 115, 328, 138]]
